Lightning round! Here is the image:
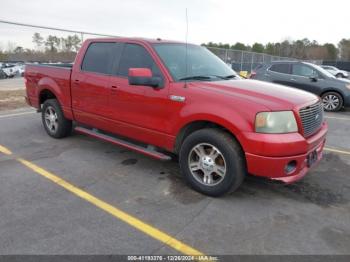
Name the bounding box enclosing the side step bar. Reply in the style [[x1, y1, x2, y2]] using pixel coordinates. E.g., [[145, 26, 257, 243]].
[[75, 126, 171, 161]]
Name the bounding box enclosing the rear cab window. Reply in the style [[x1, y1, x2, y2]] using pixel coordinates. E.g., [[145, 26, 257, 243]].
[[81, 42, 120, 75], [268, 63, 291, 74]]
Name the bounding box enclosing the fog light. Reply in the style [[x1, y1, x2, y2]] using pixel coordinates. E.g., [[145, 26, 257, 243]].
[[285, 160, 297, 175]]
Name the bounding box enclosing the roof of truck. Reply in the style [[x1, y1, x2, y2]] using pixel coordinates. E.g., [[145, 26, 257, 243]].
[[85, 37, 186, 44]]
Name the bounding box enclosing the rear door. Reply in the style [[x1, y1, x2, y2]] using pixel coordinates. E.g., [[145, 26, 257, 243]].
[[71, 42, 117, 124], [265, 63, 292, 86]]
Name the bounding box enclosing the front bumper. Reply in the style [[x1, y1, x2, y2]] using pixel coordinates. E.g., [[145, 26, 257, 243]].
[[244, 122, 328, 183]]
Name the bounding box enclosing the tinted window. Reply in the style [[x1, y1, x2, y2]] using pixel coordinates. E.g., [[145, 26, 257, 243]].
[[118, 44, 161, 77], [81, 42, 116, 74], [292, 64, 316, 77], [269, 64, 290, 74]]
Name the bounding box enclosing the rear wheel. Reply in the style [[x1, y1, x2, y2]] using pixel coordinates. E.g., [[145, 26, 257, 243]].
[[321, 92, 343, 112], [179, 128, 246, 197], [335, 73, 343, 78], [42, 99, 72, 138]]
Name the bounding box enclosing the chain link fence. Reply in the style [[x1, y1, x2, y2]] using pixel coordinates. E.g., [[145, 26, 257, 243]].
[[207, 46, 299, 73]]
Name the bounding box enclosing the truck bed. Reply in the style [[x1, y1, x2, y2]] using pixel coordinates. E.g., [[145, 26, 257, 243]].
[[25, 63, 73, 115], [28, 63, 73, 69]]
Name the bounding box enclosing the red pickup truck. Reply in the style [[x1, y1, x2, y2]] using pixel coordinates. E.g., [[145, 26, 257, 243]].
[[25, 38, 328, 196]]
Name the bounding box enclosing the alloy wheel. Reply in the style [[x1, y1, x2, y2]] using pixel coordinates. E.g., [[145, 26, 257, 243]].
[[322, 94, 339, 111], [44, 106, 59, 133], [188, 143, 227, 186]]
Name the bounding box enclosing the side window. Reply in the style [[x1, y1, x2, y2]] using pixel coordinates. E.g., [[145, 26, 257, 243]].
[[292, 64, 316, 77], [81, 42, 116, 74], [269, 64, 290, 74], [117, 44, 162, 77]]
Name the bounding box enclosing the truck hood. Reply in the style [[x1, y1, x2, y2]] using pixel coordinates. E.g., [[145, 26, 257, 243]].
[[197, 79, 319, 111]]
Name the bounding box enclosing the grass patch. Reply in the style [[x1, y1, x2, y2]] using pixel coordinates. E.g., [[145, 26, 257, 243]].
[[0, 90, 29, 111]]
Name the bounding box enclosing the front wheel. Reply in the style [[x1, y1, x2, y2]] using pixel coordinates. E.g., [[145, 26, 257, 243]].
[[321, 92, 343, 112], [179, 129, 246, 197], [42, 99, 72, 138]]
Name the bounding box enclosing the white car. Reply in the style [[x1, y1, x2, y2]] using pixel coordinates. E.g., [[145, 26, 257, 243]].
[[321, 65, 349, 78], [0, 64, 17, 78], [17, 65, 25, 76]]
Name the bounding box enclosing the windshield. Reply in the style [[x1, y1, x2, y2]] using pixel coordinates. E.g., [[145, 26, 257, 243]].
[[153, 43, 237, 81]]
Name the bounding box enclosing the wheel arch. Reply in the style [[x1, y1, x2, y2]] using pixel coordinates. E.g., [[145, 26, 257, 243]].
[[39, 89, 57, 106], [37, 77, 64, 110], [174, 118, 246, 155], [320, 89, 344, 101]]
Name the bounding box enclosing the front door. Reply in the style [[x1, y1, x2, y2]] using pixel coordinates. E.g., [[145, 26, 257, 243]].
[[288, 64, 322, 94], [108, 43, 171, 146]]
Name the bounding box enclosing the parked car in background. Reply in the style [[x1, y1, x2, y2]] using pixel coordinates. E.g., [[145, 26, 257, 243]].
[[0, 69, 7, 79], [0, 64, 17, 78], [321, 65, 349, 78], [251, 61, 350, 112], [17, 64, 25, 77]]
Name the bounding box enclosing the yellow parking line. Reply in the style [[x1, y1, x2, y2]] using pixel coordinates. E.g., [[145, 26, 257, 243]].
[[324, 147, 350, 156], [1, 150, 204, 256], [0, 145, 12, 155]]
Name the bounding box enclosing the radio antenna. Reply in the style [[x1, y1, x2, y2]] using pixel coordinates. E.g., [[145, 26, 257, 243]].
[[184, 8, 189, 88]]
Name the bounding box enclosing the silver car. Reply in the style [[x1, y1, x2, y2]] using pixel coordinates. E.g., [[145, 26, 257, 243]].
[[321, 65, 349, 78]]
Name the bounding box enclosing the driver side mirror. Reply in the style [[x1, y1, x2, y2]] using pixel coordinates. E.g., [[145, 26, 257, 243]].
[[310, 76, 318, 82], [309, 72, 318, 82], [128, 68, 163, 88]]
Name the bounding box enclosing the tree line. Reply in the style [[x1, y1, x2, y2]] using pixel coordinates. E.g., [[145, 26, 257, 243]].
[[202, 38, 350, 61], [1, 33, 350, 62], [0, 32, 82, 62]]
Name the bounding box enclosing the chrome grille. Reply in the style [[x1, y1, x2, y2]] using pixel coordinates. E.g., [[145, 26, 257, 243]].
[[299, 101, 324, 137]]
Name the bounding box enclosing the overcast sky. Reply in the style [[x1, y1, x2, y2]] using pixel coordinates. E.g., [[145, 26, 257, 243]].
[[0, 0, 349, 50]]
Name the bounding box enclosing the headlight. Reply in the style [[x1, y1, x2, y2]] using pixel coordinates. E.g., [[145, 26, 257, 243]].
[[255, 111, 298, 133]]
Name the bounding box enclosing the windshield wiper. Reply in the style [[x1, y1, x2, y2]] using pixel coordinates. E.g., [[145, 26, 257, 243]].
[[179, 74, 238, 81], [179, 75, 213, 81], [213, 74, 237, 80]]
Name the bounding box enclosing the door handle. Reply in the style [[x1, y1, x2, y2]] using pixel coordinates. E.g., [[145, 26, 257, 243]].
[[111, 85, 118, 89], [290, 78, 297, 81], [73, 79, 80, 85]]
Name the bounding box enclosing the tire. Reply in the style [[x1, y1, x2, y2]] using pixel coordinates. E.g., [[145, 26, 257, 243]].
[[179, 128, 246, 197], [335, 73, 343, 78], [321, 92, 343, 112], [42, 99, 72, 138]]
